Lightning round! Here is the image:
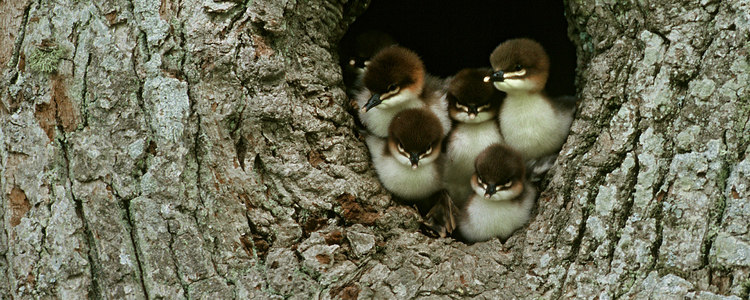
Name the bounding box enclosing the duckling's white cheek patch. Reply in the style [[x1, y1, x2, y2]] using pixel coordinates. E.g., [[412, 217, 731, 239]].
[[380, 89, 419, 108], [454, 111, 494, 123], [497, 78, 537, 91], [381, 87, 399, 100], [418, 153, 437, 165], [394, 153, 412, 166], [493, 81, 509, 91], [473, 185, 486, 197], [503, 69, 526, 78], [492, 187, 519, 201]]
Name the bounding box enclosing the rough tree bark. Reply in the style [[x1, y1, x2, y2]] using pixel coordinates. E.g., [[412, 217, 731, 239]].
[[1, 0, 748, 299]]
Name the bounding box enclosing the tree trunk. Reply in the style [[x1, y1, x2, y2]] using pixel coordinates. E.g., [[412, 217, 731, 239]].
[[1, 0, 748, 299]]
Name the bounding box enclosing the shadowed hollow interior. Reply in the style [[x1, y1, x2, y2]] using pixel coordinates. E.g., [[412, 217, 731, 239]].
[[340, 0, 577, 97]]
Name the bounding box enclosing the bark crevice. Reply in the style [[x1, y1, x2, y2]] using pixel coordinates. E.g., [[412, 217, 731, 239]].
[[166, 220, 192, 300], [63, 139, 103, 299], [647, 190, 666, 272], [5, 1, 32, 87], [608, 153, 641, 267], [701, 152, 731, 269], [121, 195, 150, 300], [79, 53, 91, 129]]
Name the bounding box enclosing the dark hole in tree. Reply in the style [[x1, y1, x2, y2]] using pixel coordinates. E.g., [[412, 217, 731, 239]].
[[340, 0, 576, 97]]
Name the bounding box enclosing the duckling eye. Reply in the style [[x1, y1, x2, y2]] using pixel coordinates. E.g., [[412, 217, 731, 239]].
[[477, 176, 487, 188], [397, 143, 405, 152], [477, 103, 491, 111], [513, 64, 523, 71], [455, 102, 468, 112], [423, 145, 432, 156], [387, 84, 398, 92], [501, 181, 514, 189]]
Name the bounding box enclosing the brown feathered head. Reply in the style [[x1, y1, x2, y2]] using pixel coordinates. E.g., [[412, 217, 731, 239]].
[[472, 144, 525, 200], [447, 68, 504, 121], [486, 38, 550, 92], [387, 108, 443, 169], [361, 47, 426, 111]]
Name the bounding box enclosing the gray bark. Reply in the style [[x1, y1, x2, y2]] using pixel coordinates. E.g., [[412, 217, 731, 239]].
[[1, 0, 748, 299]]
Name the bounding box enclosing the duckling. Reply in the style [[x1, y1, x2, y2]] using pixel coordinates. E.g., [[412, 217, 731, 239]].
[[356, 46, 451, 138], [365, 108, 445, 205], [456, 144, 537, 243], [485, 38, 576, 160]]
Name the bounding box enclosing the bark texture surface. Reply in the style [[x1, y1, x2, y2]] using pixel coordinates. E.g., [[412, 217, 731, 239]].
[[1, 0, 749, 299]]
